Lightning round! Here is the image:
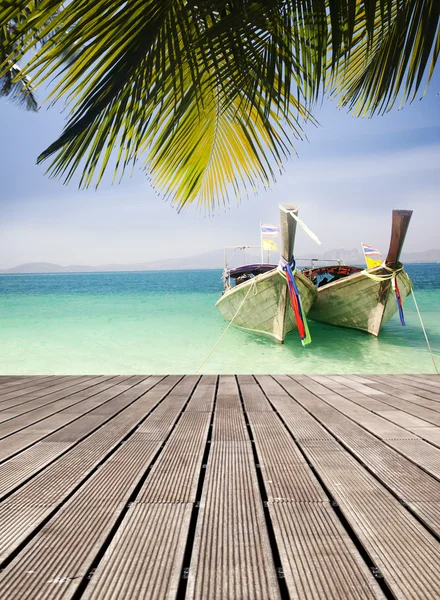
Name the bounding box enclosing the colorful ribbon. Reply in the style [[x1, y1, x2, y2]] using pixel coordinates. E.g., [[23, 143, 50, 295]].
[[281, 257, 312, 346], [392, 277, 406, 326]]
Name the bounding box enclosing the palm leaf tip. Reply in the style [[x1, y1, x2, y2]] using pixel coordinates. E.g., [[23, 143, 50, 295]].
[[0, 67, 38, 112]]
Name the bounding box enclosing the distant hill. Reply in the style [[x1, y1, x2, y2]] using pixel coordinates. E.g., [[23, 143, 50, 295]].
[[0, 250, 228, 274], [401, 249, 440, 263], [1, 248, 439, 274]]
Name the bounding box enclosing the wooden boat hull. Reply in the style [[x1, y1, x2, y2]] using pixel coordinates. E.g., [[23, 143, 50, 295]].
[[216, 268, 317, 343], [308, 268, 413, 336]]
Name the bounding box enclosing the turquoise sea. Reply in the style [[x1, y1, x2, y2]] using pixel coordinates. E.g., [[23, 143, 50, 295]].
[[0, 265, 439, 374]]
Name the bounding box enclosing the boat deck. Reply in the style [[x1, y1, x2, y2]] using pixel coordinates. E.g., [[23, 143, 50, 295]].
[[0, 374, 439, 599]]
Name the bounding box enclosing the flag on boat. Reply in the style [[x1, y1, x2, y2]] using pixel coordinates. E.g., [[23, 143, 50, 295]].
[[260, 223, 279, 237], [261, 238, 278, 251], [362, 243, 383, 269]]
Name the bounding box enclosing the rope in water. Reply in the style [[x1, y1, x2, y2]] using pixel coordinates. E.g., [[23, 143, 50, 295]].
[[194, 278, 257, 374], [364, 265, 439, 367], [411, 287, 439, 374]]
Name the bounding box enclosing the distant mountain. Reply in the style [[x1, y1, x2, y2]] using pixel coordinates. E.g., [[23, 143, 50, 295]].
[[0, 250, 228, 274], [401, 249, 440, 263], [1, 248, 439, 274], [0, 262, 96, 274]]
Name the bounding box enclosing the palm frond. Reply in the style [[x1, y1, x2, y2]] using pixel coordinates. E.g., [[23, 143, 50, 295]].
[[145, 76, 312, 212], [330, 0, 440, 115], [1, 0, 316, 206], [0, 1, 438, 210]]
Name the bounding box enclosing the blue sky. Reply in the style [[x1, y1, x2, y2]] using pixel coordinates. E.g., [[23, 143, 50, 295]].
[[0, 71, 439, 269]]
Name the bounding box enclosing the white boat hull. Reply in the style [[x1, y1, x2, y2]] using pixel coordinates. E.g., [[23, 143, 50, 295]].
[[216, 268, 317, 343], [308, 268, 412, 336]]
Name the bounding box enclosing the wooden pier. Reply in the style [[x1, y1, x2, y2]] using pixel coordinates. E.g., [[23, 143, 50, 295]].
[[0, 374, 439, 599]]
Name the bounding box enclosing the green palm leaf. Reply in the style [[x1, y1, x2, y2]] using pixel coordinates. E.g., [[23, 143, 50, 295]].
[[331, 0, 440, 115], [0, 1, 438, 209], [0, 20, 38, 111]]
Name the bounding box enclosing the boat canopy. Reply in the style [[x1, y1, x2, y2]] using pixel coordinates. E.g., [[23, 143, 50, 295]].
[[229, 264, 277, 279]]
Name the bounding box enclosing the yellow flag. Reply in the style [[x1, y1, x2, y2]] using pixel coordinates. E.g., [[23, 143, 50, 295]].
[[362, 243, 382, 269], [365, 257, 382, 269], [262, 238, 278, 251]]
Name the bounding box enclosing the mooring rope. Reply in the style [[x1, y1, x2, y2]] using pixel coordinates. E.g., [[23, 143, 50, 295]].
[[411, 288, 439, 374], [363, 264, 407, 326], [194, 278, 257, 374], [196, 262, 439, 375]]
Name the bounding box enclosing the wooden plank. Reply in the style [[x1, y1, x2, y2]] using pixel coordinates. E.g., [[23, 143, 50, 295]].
[[0, 376, 138, 461], [0, 377, 165, 501], [0, 376, 104, 425], [395, 374, 440, 395], [406, 502, 440, 535], [308, 376, 440, 479], [0, 376, 186, 584], [0, 374, 438, 600], [383, 439, 440, 479], [403, 374, 440, 389], [83, 503, 193, 600], [320, 376, 429, 429], [238, 376, 275, 411], [137, 412, 210, 503], [81, 378, 212, 599], [363, 374, 440, 404], [187, 441, 280, 600], [0, 376, 65, 396], [324, 376, 440, 445], [187, 376, 280, 599], [270, 502, 385, 600], [258, 376, 440, 599], [343, 375, 440, 422], [0, 376, 102, 414], [0, 376, 117, 437], [295, 443, 440, 599], [185, 375, 217, 411], [280, 376, 440, 534], [0, 378, 172, 565], [0, 376, 60, 394], [242, 382, 384, 598], [0, 376, 91, 405], [374, 410, 440, 437], [246, 411, 326, 502], [0, 376, 20, 383], [346, 375, 440, 414]]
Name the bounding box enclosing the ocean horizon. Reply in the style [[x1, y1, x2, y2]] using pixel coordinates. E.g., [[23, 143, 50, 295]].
[[1, 264, 439, 375]]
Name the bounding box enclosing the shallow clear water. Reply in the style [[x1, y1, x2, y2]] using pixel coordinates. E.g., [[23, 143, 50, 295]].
[[0, 265, 439, 374]]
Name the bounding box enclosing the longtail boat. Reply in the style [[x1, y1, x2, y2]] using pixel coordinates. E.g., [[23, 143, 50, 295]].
[[304, 210, 413, 336], [216, 204, 317, 344]]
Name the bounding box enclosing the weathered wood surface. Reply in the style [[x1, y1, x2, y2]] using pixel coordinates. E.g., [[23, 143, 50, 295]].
[[216, 268, 317, 343], [0, 375, 439, 599], [309, 268, 412, 336], [216, 203, 317, 343]]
